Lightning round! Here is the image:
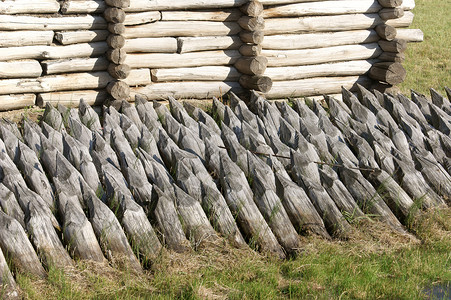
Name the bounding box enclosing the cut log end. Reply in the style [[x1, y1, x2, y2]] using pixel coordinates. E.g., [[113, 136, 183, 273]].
[[240, 75, 273, 93]]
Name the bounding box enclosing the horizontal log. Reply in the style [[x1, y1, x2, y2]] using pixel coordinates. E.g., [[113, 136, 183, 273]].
[[104, 7, 126, 24], [61, 0, 105, 14], [401, 0, 415, 10], [178, 36, 241, 53], [0, 31, 54, 48], [263, 0, 381, 18], [396, 28, 424, 42], [378, 51, 405, 62], [378, 39, 407, 52], [240, 30, 264, 44], [42, 57, 109, 74], [385, 11, 414, 27], [126, 0, 248, 11], [265, 60, 373, 81], [161, 9, 242, 21], [238, 16, 265, 31], [234, 56, 268, 75], [378, 0, 402, 8], [260, 0, 338, 4], [0, 0, 59, 14], [55, 30, 109, 45], [124, 11, 161, 25], [375, 24, 397, 41], [0, 69, 150, 94], [0, 60, 42, 78], [240, 1, 264, 17], [105, 0, 130, 8], [239, 75, 273, 93], [264, 13, 383, 35], [379, 7, 404, 20], [0, 94, 36, 111], [239, 44, 263, 56], [261, 29, 379, 50], [124, 21, 241, 39], [151, 66, 240, 82], [124, 37, 178, 53], [369, 62, 406, 85], [108, 23, 126, 35], [37, 90, 107, 107], [0, 15, 106, 31], [0, 42, 108, 61], [124, 50, 240, 68], [265, 75, 369, 99], [262, 43, 382, 67], [131, 81, 243, 100]]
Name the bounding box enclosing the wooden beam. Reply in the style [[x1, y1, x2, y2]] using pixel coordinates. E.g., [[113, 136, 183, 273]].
[[126, 0, 248, 12], [42, 57, 109, 74], [37, 90, 107, 107], [0, 31, 54, 48], [178, 36, 241, 53], [0, 60, 42, 78], [0, 15, 107, 31], [0, 94, 36, 111], [396, 29, 424, 42], [151, 66, 240, 82], [61, 0, 105, 14], [124, 37, 178, 53], [161, 9, 242, 21], [55, 30, 109, 45], [124, 11, 161, 25], [0, 0, 59, 14]]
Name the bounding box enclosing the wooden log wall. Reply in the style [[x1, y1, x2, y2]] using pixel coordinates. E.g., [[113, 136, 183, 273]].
[[260, 0, 421, 99], [0, 0, 422, 109]]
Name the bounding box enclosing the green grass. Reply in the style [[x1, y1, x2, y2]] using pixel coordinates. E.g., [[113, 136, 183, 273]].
[[16, 207, 451, 299], [399, 0, 451, 96]]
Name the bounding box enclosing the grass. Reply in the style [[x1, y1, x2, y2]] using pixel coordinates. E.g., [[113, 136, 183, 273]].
[[399, 0, 451, 97], [15, 207, 450, 299]]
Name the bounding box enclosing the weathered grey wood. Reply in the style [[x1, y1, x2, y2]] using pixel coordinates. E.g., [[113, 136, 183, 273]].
[[103, 163, 162, 260], [319, 166, 365, 219], [23, 120, 43, 157], [0, 245, 17, 299], [120, 114, 141, 150], [345, 130, 379, 169], [0, 184, 25, 229], [221, 123, 249, 177], [168, 97, 199, 133], [219, 152, 285, 258], [85, 190, 142, 272], [42, 102, 64, 132], [152, 186, 191, 252], [79, 99, 102, 133], [57, 191, 105, 262], [0, 211, 46, 278], [41, 122, 64, 154], [91, 131, 121, 174], [392, 157, 445, 209], [430, 88, 451, 115], [397, 93, 429, 129], [412, 149, 451, 202], [366, 169, 415, 222], [429, 103, 451, 135], [337, 158, 407, 234]]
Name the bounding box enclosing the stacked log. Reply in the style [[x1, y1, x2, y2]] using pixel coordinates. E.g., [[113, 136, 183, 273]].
[[104, 0, 131, 103], [236, 1, 272, 93], [368, 0, 420, 90]]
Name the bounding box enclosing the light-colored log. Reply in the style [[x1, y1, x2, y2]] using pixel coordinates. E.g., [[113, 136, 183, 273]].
[[124, 21, 241, 39], [55, 30, 108, 45], [385, 11, 414, 27], [264, 13, 383, 35], [0, 69, 150, 94], [0, 15, 106, 31], [0, 31, 54, 48], [260, 0, 342, 4], [131, 81, 243, 100], [265, 60, 373, 81], [61, 0, 105, 14], [42, 57, 109, 74], [0, 94, 36, 111], [0, 0, 59, 14], [37, 90, 107, 107], [401, 0, 415, 10], [396, 28, 424, 42], [265, 76, 369, 99], [151, 66, 240, 82], [262, 43, 382, 67], [126, 0, 248, 11], [124, 37, 178, 53], [178, 36, 241, 53], [261, 29, 379, 50], [0, 60, 42, 78], [124, 50, 240, 68], [263, 0, 381, 18], [0, 42, 108, 61], [124, 11, 161, 25], [161, 9, 241, 21]]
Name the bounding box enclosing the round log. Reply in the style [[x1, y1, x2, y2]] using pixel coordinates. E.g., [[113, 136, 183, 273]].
[[239, 75, 272, 93], [105, 0, 130, 8], [239, 44, 262, 56], [107, 48, 127, 64], [375, 24, 397, 41], [379, 39, 407, 52], [234, 56, 268, 75], [378, 51, 405, 62], [378, 0, 402, 8], [108, 63, 131, 79], [239, 30, 264, 44], [379, 7, 404, 20], [240, 1, 264, 17], [107, 80, 130, 99], [238, 16, 265, 31], [107, 34, 126, 49], [104, 7, 126, 24], [108, 23, 126, 35], [369, 62, 406, 85]]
